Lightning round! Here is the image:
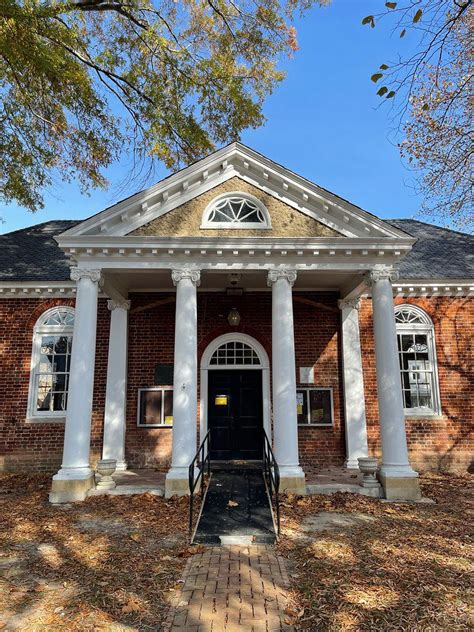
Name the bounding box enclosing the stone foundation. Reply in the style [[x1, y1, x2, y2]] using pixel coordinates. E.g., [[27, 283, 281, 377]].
[[49, 474, 95, 503], [380, 473, 422, 501]]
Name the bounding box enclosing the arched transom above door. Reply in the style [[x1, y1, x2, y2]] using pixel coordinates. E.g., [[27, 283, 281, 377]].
[[201, 333, 270, 370], [209, 341, 261, 366]]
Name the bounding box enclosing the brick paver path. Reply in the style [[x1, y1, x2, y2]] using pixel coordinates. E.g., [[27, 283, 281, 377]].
[[164, 545, 294, 631]]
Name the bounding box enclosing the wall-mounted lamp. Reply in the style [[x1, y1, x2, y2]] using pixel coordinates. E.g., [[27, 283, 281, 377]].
[[227, 308, 241, 327]]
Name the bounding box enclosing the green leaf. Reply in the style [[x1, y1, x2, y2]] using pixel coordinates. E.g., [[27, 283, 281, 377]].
[[386, 91, 396, 98], [400, 28, 406, 38], [371, 73, 383, 83], [413, 8, 423, 23], [385, 2, 397, 8], [380, 64, 389, 70], [377, 86, 389, 96], [422, 103, 429, 110], [362, 15, 375, 28]]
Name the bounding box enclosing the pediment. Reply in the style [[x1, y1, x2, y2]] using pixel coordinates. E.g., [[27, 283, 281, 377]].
[[59, 143, 409, 240], [131, 177, 339, 238]]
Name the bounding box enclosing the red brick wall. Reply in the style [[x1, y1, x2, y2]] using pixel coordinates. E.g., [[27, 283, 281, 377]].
[[1, 292, 472, 474], [0, 298, 109, 472], [125, 291, 344, 470], [360, 296, 474, 472]]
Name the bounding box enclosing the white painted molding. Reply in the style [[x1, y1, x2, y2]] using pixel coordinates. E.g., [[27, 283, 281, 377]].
[[200, 190, 272, 229], [338, 297, 361, 311]]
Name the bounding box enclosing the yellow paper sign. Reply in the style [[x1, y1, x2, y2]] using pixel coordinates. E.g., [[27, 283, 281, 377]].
[[164, 416, 173, 425], [215, 395, 228, 406], [297, 404, 303, 415]]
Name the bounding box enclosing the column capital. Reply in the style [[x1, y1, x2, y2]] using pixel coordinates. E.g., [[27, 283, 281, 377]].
[[338, 297, 361, 311], [107, 299, 131, 312], [366, 265, 399, 285], [267, 268, 297, 287], [70, 267, 103, 284], [171, 269, 201, 287]]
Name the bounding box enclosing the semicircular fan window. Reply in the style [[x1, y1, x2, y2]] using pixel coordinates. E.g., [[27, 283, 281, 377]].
[[209, 341, 261, 366], [204, 195, 269, 227]]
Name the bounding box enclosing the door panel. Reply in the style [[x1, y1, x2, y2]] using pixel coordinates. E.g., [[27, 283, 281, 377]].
[[208, 370, 263, 460]]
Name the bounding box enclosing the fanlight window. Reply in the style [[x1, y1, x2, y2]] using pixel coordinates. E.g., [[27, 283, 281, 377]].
[[209, 341, 261, 366], [201, 193, 271, 229], [28, 307, 75, 419], [395, 305, 440, 415]]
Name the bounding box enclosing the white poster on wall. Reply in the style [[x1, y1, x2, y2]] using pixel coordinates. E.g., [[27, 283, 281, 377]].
[[299, 366, 314, 384]]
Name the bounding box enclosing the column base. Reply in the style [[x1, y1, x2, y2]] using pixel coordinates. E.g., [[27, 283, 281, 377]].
[[114, 460, 128, 472], [49, 468, 94, 503], [279, 466, 306, 495], [344, 458, 363, 470], [379, 471, 421, 501], [165, 467, 190, 498]]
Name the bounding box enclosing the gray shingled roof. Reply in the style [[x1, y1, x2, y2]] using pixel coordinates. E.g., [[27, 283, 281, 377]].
[[387, 219, 474, 279], [0, 220, 79, 281], [0, 218, 472, 282]]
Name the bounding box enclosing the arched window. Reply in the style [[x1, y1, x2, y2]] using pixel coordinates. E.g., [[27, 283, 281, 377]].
[[201, 192, 271, 229], [28, 307, 75, 420], [209, 341, 261, 366], [395, 305, 441, 415]]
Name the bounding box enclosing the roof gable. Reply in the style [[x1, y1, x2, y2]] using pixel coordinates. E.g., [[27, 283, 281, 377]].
[[59, 143, 408, 240], [131, 177, 339, 238]]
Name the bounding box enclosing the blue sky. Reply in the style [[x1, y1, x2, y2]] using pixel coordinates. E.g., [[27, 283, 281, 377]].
[[1, 0, 423, 234]]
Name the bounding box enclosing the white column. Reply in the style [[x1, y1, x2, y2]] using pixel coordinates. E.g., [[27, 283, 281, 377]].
[[102, 299, 130, 471], [50, 268, 102, 503], [369, 266, 420, 499], [267, 269, 305, 494], [165, 268, 200, 497], [338, 298, 369, 468]]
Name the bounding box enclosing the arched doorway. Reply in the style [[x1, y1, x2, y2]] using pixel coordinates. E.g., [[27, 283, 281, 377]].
[[200, 333, 271, 460]]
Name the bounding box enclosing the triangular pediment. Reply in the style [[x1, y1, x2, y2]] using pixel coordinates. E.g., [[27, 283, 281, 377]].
[[59, 143, 409, 240]]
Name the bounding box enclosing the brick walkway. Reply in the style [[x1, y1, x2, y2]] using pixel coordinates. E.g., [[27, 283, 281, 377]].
[[164, 545, 294, 631]]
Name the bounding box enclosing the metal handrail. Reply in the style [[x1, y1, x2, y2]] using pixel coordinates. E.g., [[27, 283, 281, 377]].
[[262, 429, 281, 536], [188, 429, 211, 538]]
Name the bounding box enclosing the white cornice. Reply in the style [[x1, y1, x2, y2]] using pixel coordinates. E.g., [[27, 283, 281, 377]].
[[0, 278, 472, 297], [57, 143, 410, 240]]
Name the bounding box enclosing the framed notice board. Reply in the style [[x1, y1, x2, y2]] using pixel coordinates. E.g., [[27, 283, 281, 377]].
[[137, 388, 173, 427]]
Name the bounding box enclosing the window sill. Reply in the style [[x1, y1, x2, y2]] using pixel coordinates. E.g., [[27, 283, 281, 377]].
[[137, 425, 173, 429], [298, 424, 334, 428], [404, 411, 443, 419], [26, 416, 66, 424]]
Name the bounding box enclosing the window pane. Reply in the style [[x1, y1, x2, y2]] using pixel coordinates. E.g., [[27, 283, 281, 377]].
[[140, 391, 162, 425], [296, 390, 308, 424], [309, 390, 332, 425], [54, 336, 69, 354], [163, 391, 173, 425]]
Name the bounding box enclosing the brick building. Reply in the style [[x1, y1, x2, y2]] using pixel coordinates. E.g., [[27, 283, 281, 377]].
[[0, 143, 472, 502]]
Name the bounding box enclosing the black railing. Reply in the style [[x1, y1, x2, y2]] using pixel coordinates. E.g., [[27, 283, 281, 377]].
[[188, 429, 211, 538], [262, 429, 281, 536]]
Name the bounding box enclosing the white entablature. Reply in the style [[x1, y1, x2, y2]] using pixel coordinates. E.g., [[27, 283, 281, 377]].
[[58, 143, 410, 240]]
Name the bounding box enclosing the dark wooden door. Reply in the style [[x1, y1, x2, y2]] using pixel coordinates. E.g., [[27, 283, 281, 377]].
[[208, 370, 263, 460]]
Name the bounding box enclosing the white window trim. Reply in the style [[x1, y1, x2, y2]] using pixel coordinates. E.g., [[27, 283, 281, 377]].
[[296, 387, 334, 427], [200, 191, 272, 229], [27, 306, 75, 422], [137, 387, 174, 428], [395, 305, 442, 417]]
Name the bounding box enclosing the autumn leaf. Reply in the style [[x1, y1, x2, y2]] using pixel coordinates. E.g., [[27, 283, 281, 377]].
[[227, 500, 239, 507], [377, 87, 389, 96], [362, 15, 375, 28], [385, 1, 397, 8], [121, 597, 141, 614], [380, 64, 389, 70], [413, 8, 423, 23], [371, 73, 383, 83], [386, 90, 396, 98]]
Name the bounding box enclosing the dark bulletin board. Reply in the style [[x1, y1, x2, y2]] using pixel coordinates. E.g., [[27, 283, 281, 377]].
[[154, 363, 174, 385]]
